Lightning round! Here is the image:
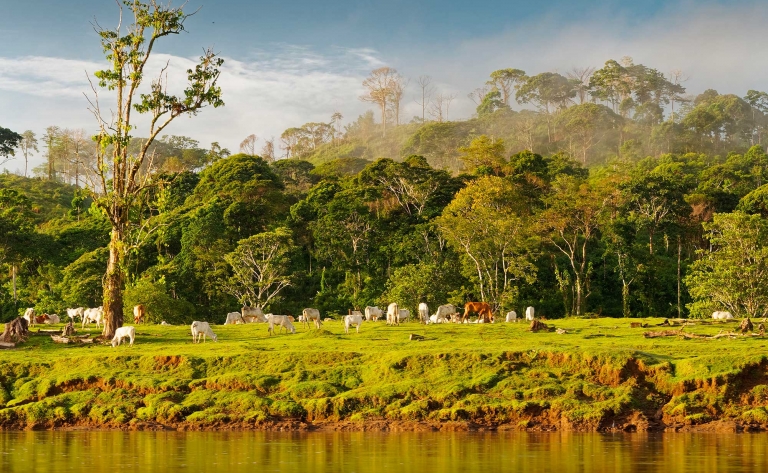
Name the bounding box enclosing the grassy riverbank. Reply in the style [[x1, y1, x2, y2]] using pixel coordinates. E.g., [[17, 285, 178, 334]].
[[1, 317, 767, 432]]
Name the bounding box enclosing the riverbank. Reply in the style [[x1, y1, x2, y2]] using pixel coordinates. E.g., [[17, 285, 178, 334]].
[[1, 318, 767, 432]]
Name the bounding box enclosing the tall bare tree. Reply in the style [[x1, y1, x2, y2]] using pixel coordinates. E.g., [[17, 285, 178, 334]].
[[388, 74, 407, 126], [360, 67, 399, 137], [42, 126, 60, 181], [87, 0, 224, 338], [18, 131, 38, 177], [430, 92, 458, 122], [261, 137, 275, 162], [567, 66, 596, 104], [468, 85, 490, 106], [331, 112, 343, 144], [415, 75, 435, 123], [239, 133, 258, 155]]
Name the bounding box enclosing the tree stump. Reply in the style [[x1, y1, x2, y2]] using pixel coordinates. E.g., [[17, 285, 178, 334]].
[[62, 321, 76, 337], [758, 323, 765, 336], [740, 318, 754, 334], [529, 320, 549, 332], [0, 317, 29, 343], [409, 333, 426, 341]]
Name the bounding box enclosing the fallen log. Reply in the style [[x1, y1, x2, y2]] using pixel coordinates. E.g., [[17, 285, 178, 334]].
[[0, 341, 16, 349], [630, 322, 649, 328], [50, 335, 93, 345], [409, 333, 426, 341]]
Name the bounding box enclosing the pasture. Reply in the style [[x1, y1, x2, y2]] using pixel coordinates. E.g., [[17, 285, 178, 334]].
[[1, 317, 767, 432]]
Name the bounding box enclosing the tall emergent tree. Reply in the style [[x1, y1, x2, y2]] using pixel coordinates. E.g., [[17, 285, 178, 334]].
[[89, 0, 224, 337], [0, 126, 22, 166], [18, 130, 38, 176]]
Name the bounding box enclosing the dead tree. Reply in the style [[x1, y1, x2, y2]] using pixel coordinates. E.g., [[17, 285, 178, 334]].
[[0, 317, 29, 343]]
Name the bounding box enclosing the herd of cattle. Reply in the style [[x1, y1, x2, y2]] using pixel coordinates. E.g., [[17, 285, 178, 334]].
[[17, 302, 742, 348]]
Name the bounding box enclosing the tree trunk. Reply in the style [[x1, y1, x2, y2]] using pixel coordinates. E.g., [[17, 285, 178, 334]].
[[12, 264, 17, 302], [574, 276, 583, 316], [622, 281, 630, 318], [102, 224, 125, 338], [677, 236, 682, 318]]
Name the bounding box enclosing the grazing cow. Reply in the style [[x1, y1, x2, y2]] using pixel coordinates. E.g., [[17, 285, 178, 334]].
[[241, 305, 266, 323], [525, 306, 535, 321], [364, 306, 383, 322], [224, 312, 245, 325], [191, 321, 217, 343], [387, 303, 399, 325], [302, 308, 322, 329], [267, 314, 296, 335], [506, 311, 517, 323], [463, 302, 493, 323], [432, 304, 456, 324], [418, 303, 429, 324], [23, 308, 35, 327], [398, 309, 410, 322], [712, 311, 734, 320], [111, 326, 135, 347], [66, 307, 84, 322], [82, 307, 104, 329], [44, 314, 61, 325], [133, 304, 146, 324], [344, 313, 364, 334], [34, 314, 50, 324]]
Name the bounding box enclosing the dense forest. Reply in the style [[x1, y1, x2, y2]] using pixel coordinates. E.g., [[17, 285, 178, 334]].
[[3, 44, 768, 325]]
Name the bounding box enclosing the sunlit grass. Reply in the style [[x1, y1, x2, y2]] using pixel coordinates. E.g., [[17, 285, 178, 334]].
[[0, 317, 765, 430]]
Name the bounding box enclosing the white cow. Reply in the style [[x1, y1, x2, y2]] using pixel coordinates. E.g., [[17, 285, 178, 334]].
[[302, 308, 322, 329], [398, 309, 410, 322], [23, 308, 35, 327], [387, 303, 399, 325], [505, 311, 517, 322], [267, 314, 296, 335], [111, 326, 135, 347], [160, 321, 171, 326], [66, 307, 84, 322], [418, 303, 429, 324], [432, 304, 456, 324], [712, 311, 734, 320], [224, 312, 244, 325], [82, 307, 104, 329], [525, 306, 535, 321], [44, 314, 61, 324], [344, 313, 364, 334], [241, 305, 267, 323], [191, 321, 217, 343], [364, 306, 383, 321]]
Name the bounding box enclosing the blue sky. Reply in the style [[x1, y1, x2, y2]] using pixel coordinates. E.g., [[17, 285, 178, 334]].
[[1, 0, 766, 171]]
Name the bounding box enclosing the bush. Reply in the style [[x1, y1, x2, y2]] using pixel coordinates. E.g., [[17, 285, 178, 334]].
[[123, 277, 196, 325]]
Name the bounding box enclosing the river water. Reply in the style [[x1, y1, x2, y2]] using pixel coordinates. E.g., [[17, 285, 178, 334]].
[[1, 431, 767, 472]]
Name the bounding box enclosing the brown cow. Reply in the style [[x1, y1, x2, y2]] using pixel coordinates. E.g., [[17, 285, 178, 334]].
[[463, 302, 493, 323], [133, 304, 146, 324]]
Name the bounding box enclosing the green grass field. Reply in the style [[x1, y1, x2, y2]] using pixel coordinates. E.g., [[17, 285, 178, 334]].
[[1, 317, 767, 431]]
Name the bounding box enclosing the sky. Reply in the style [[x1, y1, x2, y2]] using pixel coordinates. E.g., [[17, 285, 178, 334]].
[[1, 0, 767, 172]]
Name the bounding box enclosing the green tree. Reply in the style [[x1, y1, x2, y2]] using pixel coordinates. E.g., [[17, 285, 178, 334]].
[[89, 0, 224, 337], [516, 72, 576, 142], [437, 176, 537, 311], [685, 212, 768, 318], [556, 103, 619, 164], [458, 135, 506, 175], [0, 126, 22, 166], [540, 175, 611, 316], [222, 228, 293, 309], [486, 68, 527, 106]]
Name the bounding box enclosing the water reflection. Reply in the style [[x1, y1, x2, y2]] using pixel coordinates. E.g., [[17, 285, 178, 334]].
[[1, 431, 766, 473]]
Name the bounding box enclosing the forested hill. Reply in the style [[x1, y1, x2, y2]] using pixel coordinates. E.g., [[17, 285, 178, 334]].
[[2, 142, 767, 323]]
